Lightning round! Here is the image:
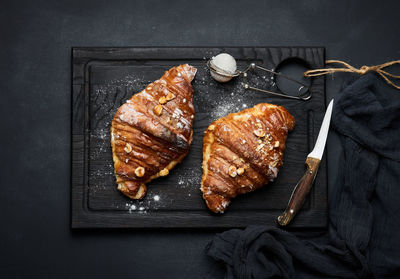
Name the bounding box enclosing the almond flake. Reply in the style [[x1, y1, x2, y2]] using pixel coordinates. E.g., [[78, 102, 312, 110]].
[[254, 129, 266, 138], [228, 165, 237, 177], [124, 143, 132, 153], [256, 143, 265, 151], [166, 92, 175, 101], [135, 167, 145, 177], [153, 104, 163, 116]]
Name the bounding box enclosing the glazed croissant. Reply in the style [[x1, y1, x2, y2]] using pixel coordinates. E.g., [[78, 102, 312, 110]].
[[111, 64, 197, 199], [201, 103, 295, 213]]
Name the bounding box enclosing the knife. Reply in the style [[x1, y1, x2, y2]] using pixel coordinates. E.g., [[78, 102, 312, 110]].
[[277, 99, 334, 226]]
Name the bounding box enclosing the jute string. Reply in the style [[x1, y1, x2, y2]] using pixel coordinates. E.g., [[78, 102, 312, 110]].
[[304, 60, 400, 90]]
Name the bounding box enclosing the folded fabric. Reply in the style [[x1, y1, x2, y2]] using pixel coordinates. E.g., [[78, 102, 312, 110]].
[[206, 73, 400, 279]]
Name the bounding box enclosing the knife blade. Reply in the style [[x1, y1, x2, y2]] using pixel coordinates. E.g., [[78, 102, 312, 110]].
[[277, 99, 334, 226]]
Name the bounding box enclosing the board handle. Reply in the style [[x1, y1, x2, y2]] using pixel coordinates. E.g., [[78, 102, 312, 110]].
[[277, 157, 320, 226]]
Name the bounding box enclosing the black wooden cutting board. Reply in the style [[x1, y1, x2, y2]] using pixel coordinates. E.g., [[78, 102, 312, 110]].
[[71, 47, 327, 229]]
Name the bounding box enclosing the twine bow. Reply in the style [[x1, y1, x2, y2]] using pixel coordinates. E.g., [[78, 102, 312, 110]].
[[304, 60, 400, 90]]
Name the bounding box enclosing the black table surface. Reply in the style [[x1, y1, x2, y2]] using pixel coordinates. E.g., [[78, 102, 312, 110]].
[[1, 1, 399, 278]]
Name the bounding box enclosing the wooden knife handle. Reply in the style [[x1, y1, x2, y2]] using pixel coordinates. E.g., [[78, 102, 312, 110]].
[[277, 157, 321, 226]]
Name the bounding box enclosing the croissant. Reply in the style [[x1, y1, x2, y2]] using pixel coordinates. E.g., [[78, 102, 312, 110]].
[[201, 103, 295, 213], [111, 64, 197, 199]]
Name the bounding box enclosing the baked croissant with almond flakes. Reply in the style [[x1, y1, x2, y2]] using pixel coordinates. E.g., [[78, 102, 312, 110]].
[[201, 103, 295, 213], [111, 64, 197, 199]]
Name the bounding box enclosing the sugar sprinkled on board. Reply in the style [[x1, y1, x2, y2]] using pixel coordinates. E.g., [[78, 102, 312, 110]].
[[88, 61, 275, 213], [176, 168, 201, 189], [211, 102, 236, 120], [126, 203, 137, 213]]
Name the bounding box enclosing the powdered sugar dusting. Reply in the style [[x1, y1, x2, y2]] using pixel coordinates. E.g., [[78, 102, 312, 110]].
[[124, 192, 163, 214], [176, 168, 202, 191], [87, 60, 277, 213], [193, 64, 271, 121]]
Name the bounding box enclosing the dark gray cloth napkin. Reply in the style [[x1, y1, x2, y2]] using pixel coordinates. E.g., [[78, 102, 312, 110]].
[[206, 73, 400, 278]]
